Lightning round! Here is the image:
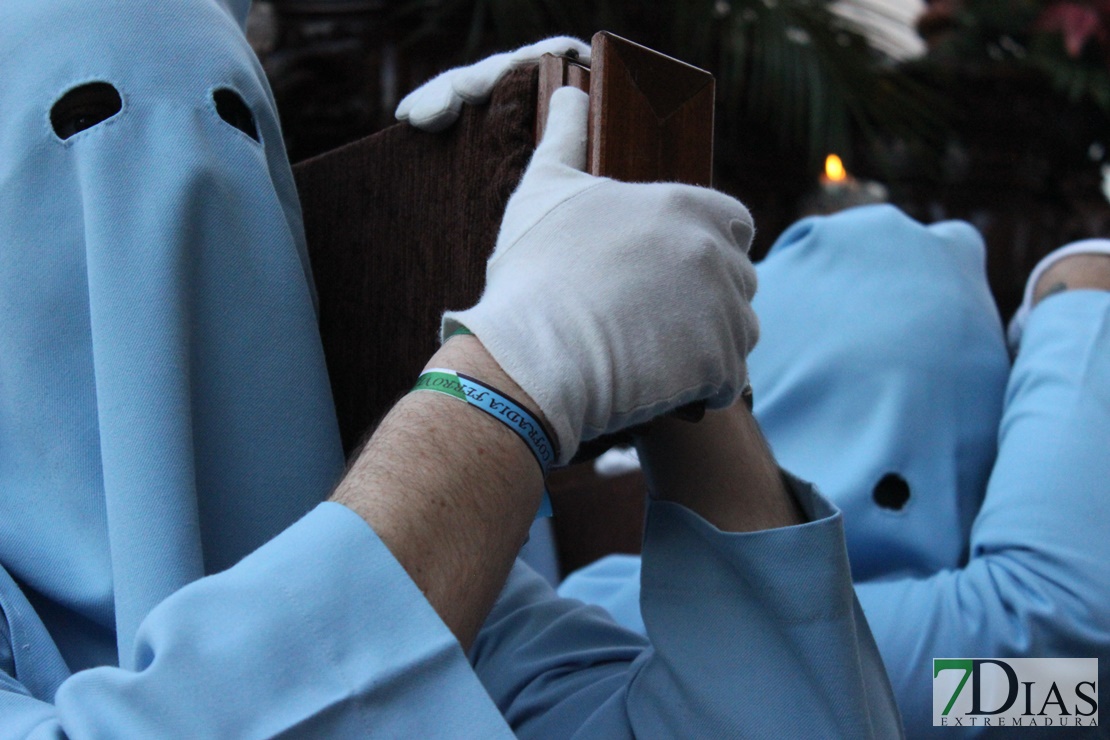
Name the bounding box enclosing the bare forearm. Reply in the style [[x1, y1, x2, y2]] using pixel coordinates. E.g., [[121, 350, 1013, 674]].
[[329, 335, 544, 649], [635, 401, 804, 532]]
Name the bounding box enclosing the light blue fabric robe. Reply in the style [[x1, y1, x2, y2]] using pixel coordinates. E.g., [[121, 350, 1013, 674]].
[[559, 205, 1110, 737], [0, 1, 902, 734]]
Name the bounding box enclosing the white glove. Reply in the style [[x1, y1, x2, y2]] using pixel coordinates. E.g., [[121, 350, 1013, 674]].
[[395, 36, 591, 132], [443, 87, 759, 464]]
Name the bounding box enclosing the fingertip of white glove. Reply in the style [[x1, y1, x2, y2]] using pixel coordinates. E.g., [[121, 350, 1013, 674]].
[[395, 70, 449, 122], [534, 87, 590, 172], [405, 94, 465, 133], [511, 36, 592, 66], [395, 72, 456, 128], [451, 52, 515, 104], [394, 91, 416, 122]]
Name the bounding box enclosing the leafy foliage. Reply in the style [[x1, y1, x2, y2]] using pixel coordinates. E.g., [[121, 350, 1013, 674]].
[[932, 0, 1110, 114], [395, 0, 947, 170]]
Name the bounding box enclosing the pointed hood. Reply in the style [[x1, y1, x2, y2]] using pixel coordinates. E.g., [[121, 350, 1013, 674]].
[[0, 0, 344, 671], [751, 205, 1010, 580]]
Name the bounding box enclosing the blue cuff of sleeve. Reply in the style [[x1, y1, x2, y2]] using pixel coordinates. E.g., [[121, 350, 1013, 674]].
[[55, 503, 513, 738], [635, 477, 900, 737], [642, 474, 851, 622]]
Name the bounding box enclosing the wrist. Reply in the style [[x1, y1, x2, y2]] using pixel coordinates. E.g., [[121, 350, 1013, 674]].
[[430, 335, 551, 431], [635, 401, 804, 532], [425, 336, 555, 516], [327, 334, 550, 647], [430, 335, 560, 484]]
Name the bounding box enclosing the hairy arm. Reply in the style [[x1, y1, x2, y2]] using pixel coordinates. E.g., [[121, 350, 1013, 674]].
[[329, 334, 546, 649], [636, 400, 805, 531]]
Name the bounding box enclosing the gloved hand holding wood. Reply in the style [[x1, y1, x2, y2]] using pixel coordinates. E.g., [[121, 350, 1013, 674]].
[[443, 87, 760, 464]]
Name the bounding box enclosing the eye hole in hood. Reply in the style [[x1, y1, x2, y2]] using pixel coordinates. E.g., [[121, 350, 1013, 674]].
[[873, 472, 911, 511], [213, 88, 258, 141], [51, 82, 122, 140]]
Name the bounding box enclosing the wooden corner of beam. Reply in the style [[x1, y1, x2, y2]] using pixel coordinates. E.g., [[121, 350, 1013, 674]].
[[535, 31, 715, 187]]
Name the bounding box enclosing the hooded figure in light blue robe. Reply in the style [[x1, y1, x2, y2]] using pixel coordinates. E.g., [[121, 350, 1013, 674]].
[[0, 2, 532, 734], [0, 0, 346, 674], [749, 205, 1010, 581], [560, 204, 1110, 735]]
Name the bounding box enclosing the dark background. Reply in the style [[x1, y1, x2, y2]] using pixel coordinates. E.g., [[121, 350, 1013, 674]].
[[252, 0, 1110, 320]]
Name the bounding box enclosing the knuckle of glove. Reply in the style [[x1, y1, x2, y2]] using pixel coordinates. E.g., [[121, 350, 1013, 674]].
[[638, 190, 751, 267], [639, 191, 758, 409], [650, 197, 741, 278], [655, 185, 752, 243]]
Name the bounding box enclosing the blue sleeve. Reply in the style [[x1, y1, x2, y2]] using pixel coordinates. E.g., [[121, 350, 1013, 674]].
[[0, 502, 512, 739], [473, 477, 903, 738], [855, 293, 1110, 736]]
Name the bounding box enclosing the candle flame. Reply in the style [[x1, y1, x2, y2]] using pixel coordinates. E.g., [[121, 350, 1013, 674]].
[[824, 154, 847, 182]]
